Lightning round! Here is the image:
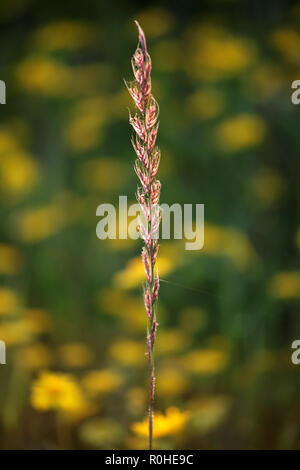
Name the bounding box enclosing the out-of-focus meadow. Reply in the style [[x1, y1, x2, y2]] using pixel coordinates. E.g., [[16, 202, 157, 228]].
[[0, 0, 300, 449]]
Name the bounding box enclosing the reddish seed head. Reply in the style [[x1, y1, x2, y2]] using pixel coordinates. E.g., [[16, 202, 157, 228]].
[[151, 240, 159, 265], [150, 180, 161, 206], [135, 20, 147, 58], [142, 247, 152, 284], [126, 21, 162, 449], [146, 98, 159, 130], [151, 320, 158, 349], [148, 123, 159, 153], [129, 113, 147, 142], [150, 149, 160, 181], [132, 136, 149, 169], [152, 270, 160, 302], [139, 222, 151, 250], [143, 286, 152, 320]]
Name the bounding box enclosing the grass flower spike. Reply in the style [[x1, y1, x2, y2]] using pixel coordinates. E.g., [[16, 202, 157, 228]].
[[125, 21, 161, 450]]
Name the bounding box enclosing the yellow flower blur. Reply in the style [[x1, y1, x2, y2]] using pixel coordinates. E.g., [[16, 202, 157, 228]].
[[215, 114, 266, 152], [82, 369, 123, 396], [0, 321, 32, 346], [114, 255, 174, 289], [131, 407, 189, 438], [0, 151, 38, 197], [0, 288, 21, 315], [156, 329, 189, 356], [269, 271, 300, 299], [201, 223, 258, 270], [186, 89, 225, 120], [157, 368, 188, 397], [31, 371, 85, 412], [109, 339, 145, 366], [34, 20, 97, 50], [16, 204, 66, 243], [186, 25, 256, 80], [16, 58, 71, 95], [181, 348, 229, 374]]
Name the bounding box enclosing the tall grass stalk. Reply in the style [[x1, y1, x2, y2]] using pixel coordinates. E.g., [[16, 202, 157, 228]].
[[125, 21, 161, 450]]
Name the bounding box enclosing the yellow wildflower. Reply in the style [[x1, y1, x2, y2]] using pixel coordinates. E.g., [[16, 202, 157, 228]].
[[97, 288, 147, 331], [186, 89, 225, 120], [156, 329, 189, 355], [31, 371, 85, 412], [0, 151, 38, 197], [82, 369, 123, 396], [202, 223, 258, 270], [16, 204, 66, 243], [215, 114, 266, 152], [0, 321, 32, 346], [16, 58, 71, 95], [131, 407, 189, 438], [186, 25, 256, 80], [180, 348, 229, 374], [34, 20, 97, 50], [109, 339, 145, 366], [0, 288, 21, 315], [157, 368, 188, 397], [64, 96, 109, 151], [65, 114, 104, 152], [269, 271, 300, 299], [114, 254, 174, 289], [221, 228, 258, 269], [98, 288, 143, 317], [61, 399, 96, 423]]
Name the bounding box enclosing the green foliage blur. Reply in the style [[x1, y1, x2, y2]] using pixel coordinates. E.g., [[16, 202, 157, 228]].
[[0, 0, 299, 449]]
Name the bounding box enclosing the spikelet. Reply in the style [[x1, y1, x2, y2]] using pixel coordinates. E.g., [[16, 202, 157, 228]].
[[126, 21, 161, 450]]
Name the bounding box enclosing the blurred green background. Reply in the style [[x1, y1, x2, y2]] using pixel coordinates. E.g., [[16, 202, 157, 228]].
[[0, 0, 300, 450]]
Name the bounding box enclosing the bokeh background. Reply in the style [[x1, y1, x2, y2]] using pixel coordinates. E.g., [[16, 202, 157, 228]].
[[0, 0, 300, 450]]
